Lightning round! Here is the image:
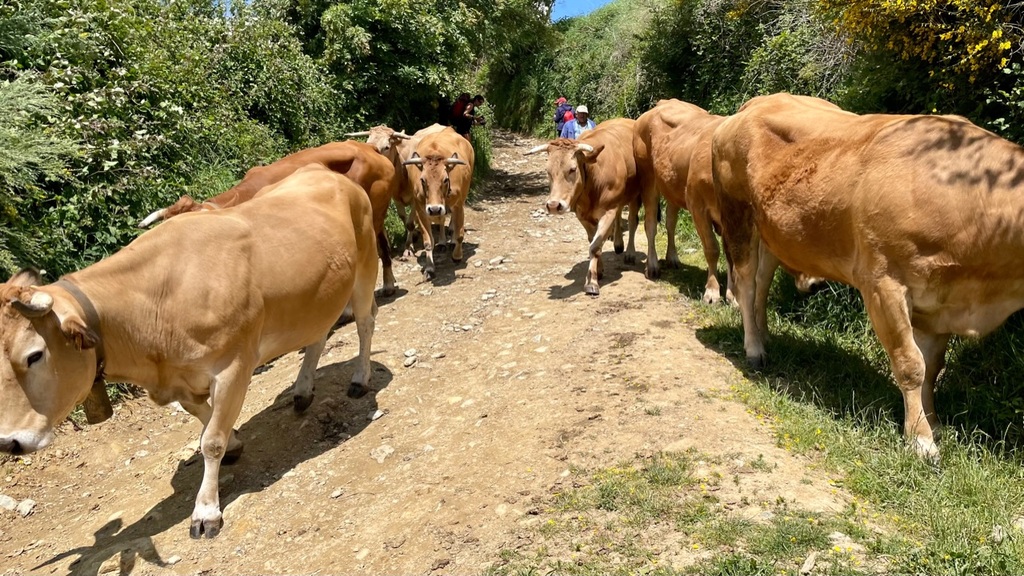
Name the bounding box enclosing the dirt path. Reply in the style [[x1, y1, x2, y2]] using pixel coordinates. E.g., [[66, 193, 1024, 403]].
[[0, 131, 850, 575]]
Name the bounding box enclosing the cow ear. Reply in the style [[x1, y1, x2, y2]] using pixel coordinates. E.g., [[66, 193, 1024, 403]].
[[582, 143, 606, 163], [61, 315, 98, 351], [8, 268, 42, 287]]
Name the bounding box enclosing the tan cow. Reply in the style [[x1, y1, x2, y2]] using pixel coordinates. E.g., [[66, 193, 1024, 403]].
[[0, 164, 379, 537], [347, 124, 449, 257], [526, 118, 657, 296], [139, 141, 401, 296], [712, 91, 1024, 460], [402, 127, 475, 280], [635, 99, 730, 304]]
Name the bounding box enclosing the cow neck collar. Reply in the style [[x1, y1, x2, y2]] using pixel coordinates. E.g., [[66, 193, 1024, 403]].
[[53, 278, 105, 384]]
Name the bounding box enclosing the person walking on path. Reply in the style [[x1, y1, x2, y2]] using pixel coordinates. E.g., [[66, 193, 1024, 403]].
[[553, 97, 574, 138], [559, 105, 595, 139]]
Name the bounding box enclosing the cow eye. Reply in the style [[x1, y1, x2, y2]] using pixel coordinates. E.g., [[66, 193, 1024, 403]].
[[568, 165, 577, 173], [26, 351, 43, 367]]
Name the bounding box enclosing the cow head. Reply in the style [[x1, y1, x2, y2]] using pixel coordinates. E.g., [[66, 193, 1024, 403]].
[[138, 195, 202, 228], [525, 139, 604, 215], [347, 126, 411, 161], [0, 270, 101, 455], [403, 152, 467, 217]]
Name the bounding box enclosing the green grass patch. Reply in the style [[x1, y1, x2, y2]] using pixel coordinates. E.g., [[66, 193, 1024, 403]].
[[489, 451, 888, 576]]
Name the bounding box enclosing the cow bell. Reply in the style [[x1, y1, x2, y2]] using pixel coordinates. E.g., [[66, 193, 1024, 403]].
[[83, 380, 113, 424]]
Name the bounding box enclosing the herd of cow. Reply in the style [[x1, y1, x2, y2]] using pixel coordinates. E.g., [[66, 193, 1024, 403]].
[[1, 91, 1024, 541]]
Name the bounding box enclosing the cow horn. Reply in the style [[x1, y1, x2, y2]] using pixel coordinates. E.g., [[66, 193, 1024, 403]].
[[138, 208, 168, 228], [10, 291, 53, 318], [393, 132, 412, 140], [575, 143, 595, 153], [446, 154, 468, 166], [403, 157, 425, 166], [344, 131, 371, 138], [523, 144, 549, 156]]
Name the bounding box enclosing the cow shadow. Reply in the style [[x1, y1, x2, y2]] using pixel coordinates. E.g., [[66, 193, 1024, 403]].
[[658, 258, 725, 302], [414, 238, 480, 288], [547, 253, 635, 300], [38, 358, 393, 576], [694, 323, 904, 432]]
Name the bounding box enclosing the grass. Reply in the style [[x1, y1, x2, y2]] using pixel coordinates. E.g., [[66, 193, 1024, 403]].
[[488, 450, 882, 576], [652, 210, 1024, 575]]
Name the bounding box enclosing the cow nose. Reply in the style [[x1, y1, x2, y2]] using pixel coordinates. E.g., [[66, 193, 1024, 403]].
[[546, 200, 565, 214], [426, 205, 445, 216], [0, 437, 22, 455]]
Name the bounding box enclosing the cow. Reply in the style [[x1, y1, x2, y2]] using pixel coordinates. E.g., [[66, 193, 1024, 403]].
[[0, 163, 379, 537], [711, 91, 1024, 461], [634, 99, 730, 304], [347, 124, 449, 257], [525, 118, 657, 296], [139, 141, 401, 296], [401, 127, 475, 280]]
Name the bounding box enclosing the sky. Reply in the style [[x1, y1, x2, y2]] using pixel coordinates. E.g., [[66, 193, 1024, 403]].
[[550, 0, 614, 21]]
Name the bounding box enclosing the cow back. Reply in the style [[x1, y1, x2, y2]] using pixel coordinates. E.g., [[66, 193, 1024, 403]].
[[714, 92, 1024, 335], [634, 100, 721, 209]]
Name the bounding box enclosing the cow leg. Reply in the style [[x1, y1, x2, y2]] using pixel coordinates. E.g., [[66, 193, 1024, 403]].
[[395, 200, 418, 259], [623, 201, 639, 264], [451, 203, 466, 262], [435, 217, 448, 253], [915, 329, 949, 444], [190, 363, 252, 538], [663, 202, 682, 269], [586, 210, 618, 296], [642, 191, 660, 280], [730, 231, 766, 368], [414, 204, 436, 280], [347, 258, 378, 398], [693, 206, 724, 304], [862, 279, 941, 462], [178, 399, 244, 464], [613, 205, 626, 255], [292, 333, 328, 411], [753, 242, 780, 345], [377, 231, 397, 297]]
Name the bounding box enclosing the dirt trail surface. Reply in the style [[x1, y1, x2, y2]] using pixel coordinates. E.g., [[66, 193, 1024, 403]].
[[0, 131, 850, 575]]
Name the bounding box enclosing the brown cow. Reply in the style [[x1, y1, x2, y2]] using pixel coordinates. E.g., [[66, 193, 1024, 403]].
[[347, 124, 449, 257], [712, 92, 1024, 460], [0, 164, 379, 537], [402, 127, 475, 280], [526, 119, 657, 296], [635, 99, 730, 304], [139, 141, 401, 296]]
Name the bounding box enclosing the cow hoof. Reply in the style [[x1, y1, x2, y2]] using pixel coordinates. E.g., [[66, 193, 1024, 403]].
[[662, 258, 681, 270], [584, 284, 600, 296], [702, 292, 720, 306], [347, 383, 368, 399], [436, 244, 448, 254], [746, 354, 766, 370], [190, 516, 223, 539], [377, 286, 397, 297], [222, 444, 244, 466], [646, 266, 660, 280], [293, 393, 314, 412], [623, 253, 636, 265], [452, 255, 462, 264], [614, 244, 625, 254], [423, 269, 436, 281]]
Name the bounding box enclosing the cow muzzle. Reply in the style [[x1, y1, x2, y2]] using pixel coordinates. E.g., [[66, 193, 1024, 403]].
[[546, 200, 568, 214], [0, 430, 52, 455], [426, 205, 447, 217]]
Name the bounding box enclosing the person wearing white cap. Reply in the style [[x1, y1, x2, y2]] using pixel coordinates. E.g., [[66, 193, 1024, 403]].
[[559, 104, 596, 139]]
